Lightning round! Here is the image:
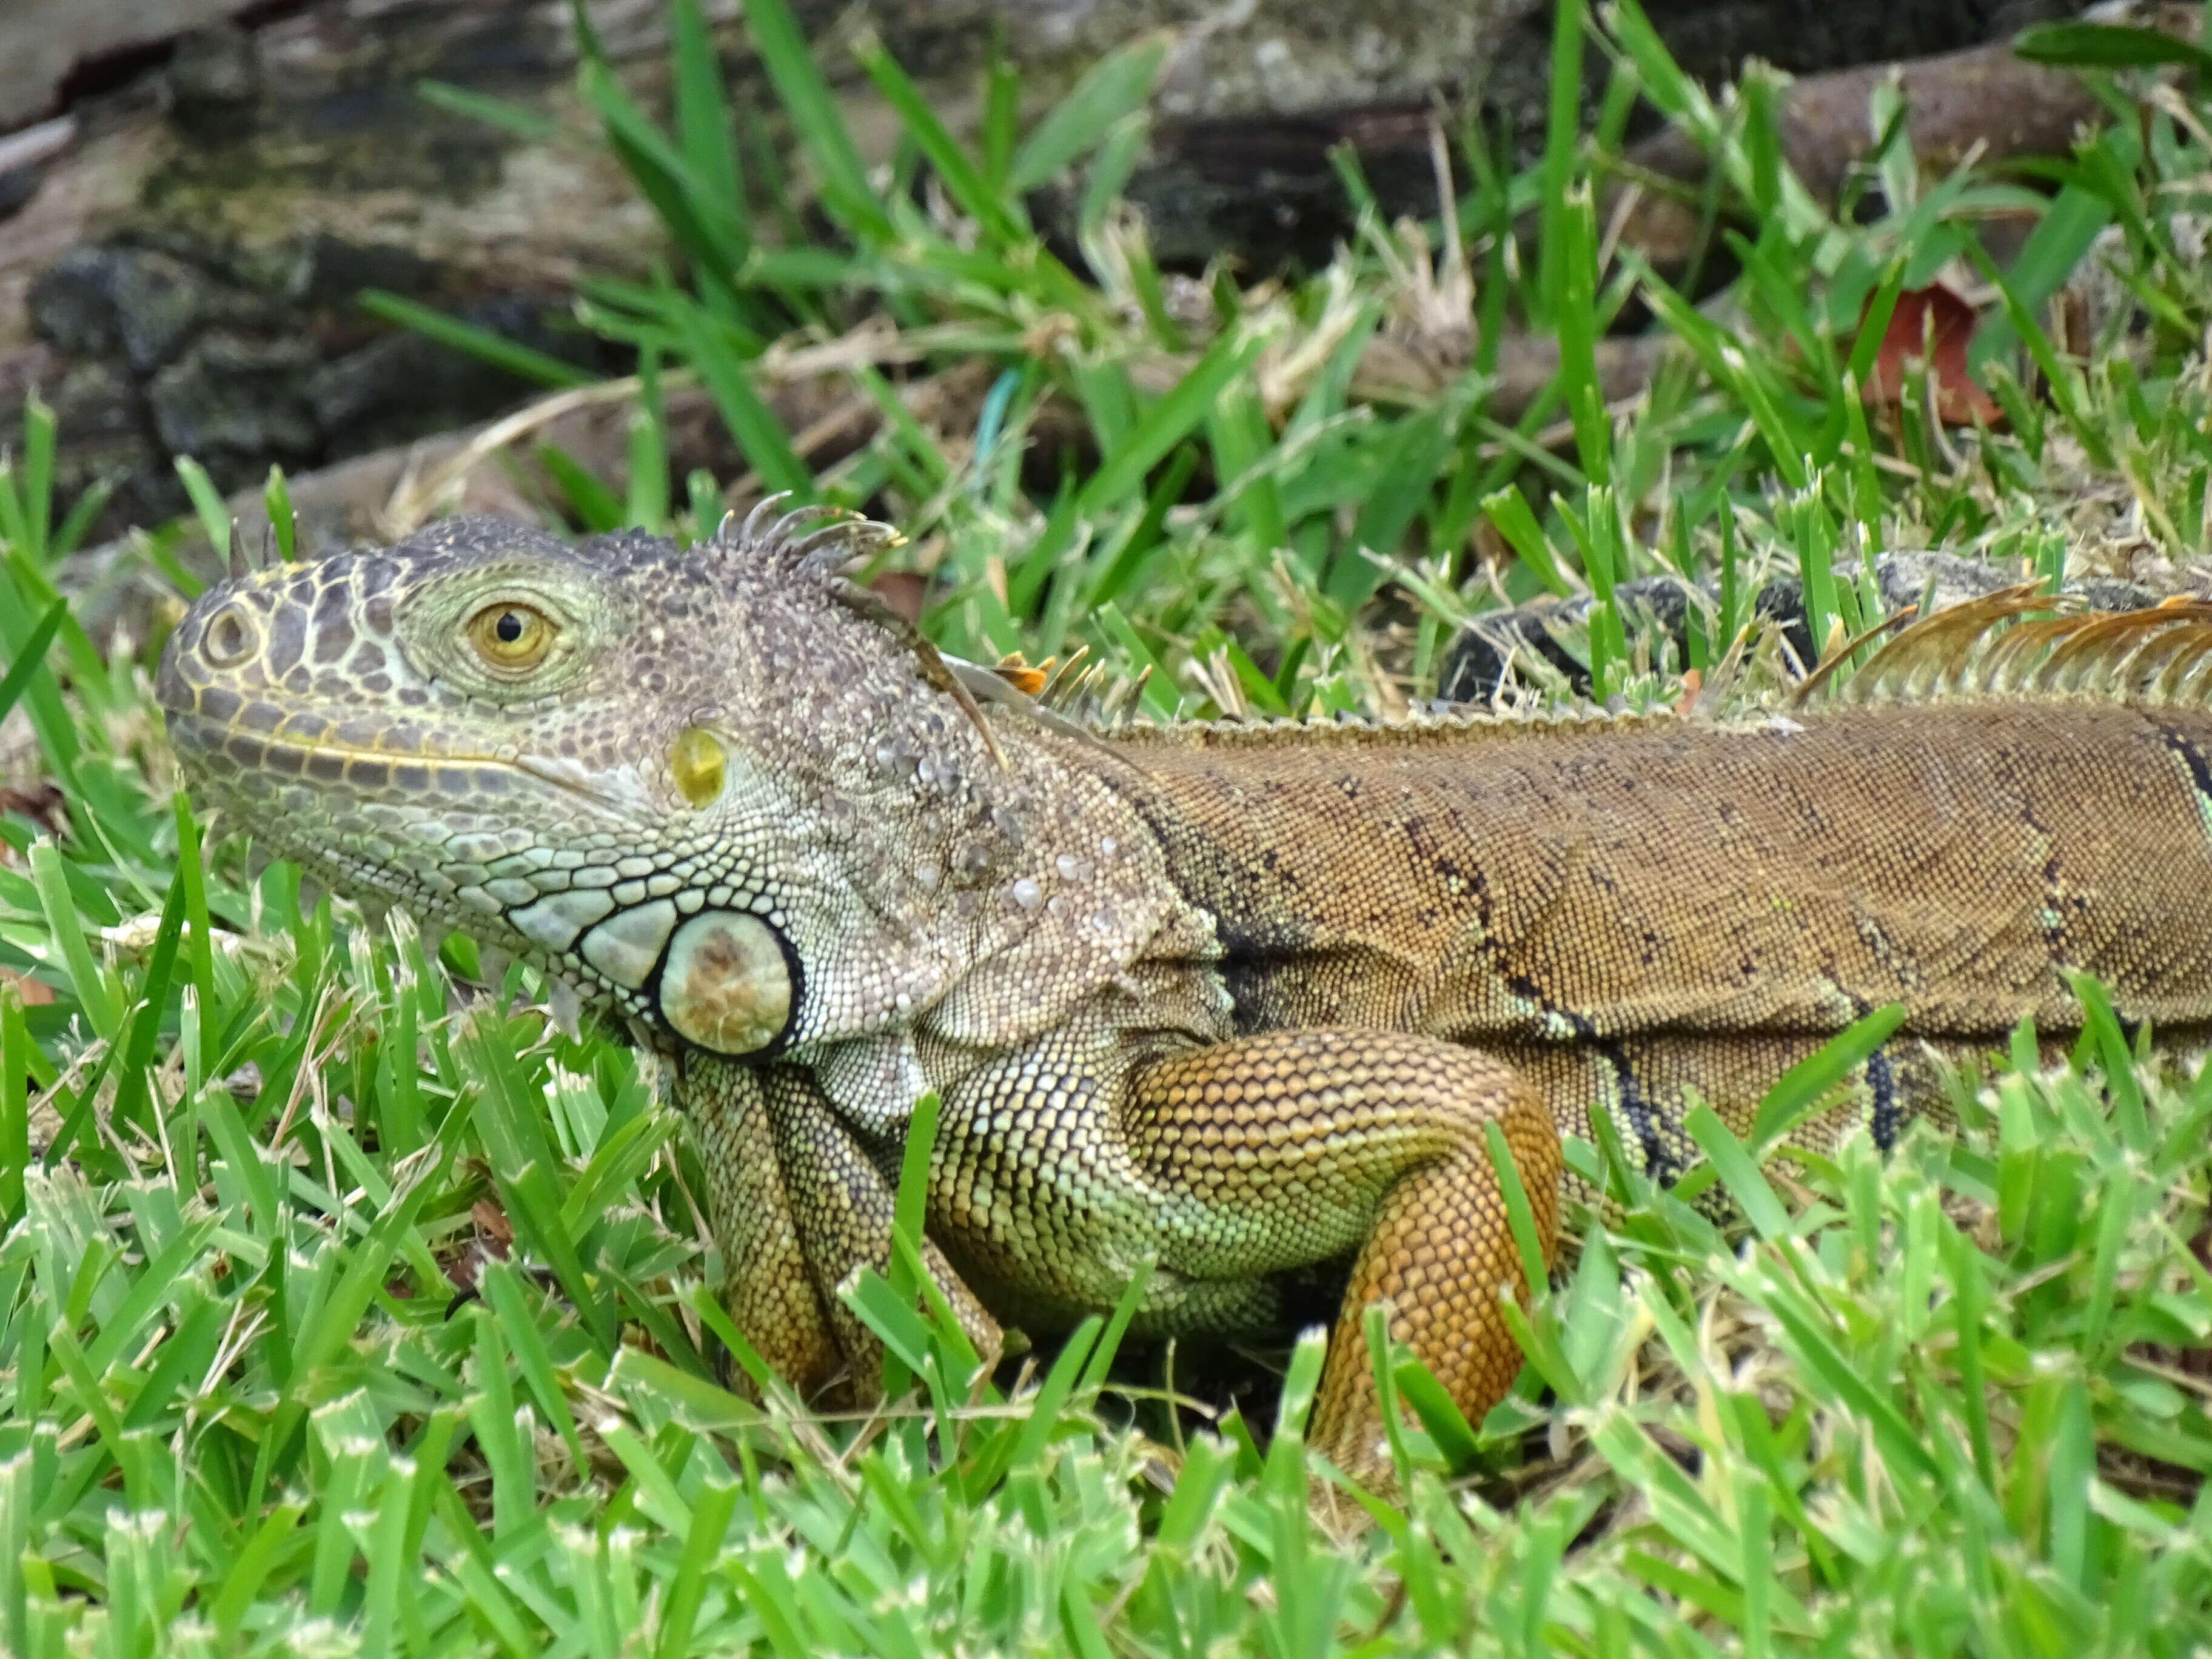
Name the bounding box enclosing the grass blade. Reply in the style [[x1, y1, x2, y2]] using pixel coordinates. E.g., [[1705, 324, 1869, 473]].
[[1010, 34, 1169, 191]]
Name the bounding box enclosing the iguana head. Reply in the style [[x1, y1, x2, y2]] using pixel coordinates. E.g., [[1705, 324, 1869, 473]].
[[156, 508, 1165, 1062]]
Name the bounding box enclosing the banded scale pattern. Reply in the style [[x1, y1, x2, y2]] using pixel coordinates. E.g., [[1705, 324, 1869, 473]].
[[689, 1012, 1563, 1475]]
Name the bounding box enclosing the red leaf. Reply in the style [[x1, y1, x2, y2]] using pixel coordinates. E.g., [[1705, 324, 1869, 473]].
[[1861, 283, 2002, 427]]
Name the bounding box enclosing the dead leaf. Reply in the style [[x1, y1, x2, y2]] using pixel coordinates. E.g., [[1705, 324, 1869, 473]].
[[868, 570, 928, 625], [1862, 283, 2002, 427], [991, 652, 1051, 697], [472, 1198, 515, 1248], [0, 782, 67, 851], [1, 967, 53, 1006], [1673, 666, 1702, 714], [439, 1197, 517, 1302]]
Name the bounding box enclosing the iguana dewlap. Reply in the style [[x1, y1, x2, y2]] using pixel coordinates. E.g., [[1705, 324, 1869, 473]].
[[153, 508, 2212, 1486]]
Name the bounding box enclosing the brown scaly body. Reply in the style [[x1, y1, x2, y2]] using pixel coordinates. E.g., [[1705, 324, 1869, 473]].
[[1111, 694, 2212, 1176], [153, 508, 2212, 1487]]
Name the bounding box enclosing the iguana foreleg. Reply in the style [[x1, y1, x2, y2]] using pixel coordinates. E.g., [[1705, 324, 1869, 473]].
[[682, 1056, 844, 1390], [1121, 1030, 1563, 1478], [927, 1021, 1563, 1483], [689, 1057, 1005, 1398]]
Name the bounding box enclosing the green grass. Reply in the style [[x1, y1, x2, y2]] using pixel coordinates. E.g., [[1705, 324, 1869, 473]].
[[8, 1, 2212, 1651]]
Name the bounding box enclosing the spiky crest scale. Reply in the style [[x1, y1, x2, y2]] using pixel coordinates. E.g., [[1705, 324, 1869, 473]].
[[716, 492, 902, 575], [223, 518, 283, 579], [708, 498, 1000, 765], [1024, 585, 2212, 752], [1831, 586, 2212, 707]]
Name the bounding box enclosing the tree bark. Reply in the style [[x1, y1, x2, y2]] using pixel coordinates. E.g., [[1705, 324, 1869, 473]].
[[0, 0, 2098, 546]]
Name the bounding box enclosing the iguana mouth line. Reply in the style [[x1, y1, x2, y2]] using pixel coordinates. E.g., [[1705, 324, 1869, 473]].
[[167, 711, 628, 811]]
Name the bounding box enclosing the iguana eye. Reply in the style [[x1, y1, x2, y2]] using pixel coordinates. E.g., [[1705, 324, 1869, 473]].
[[467, 602, 555, 672]]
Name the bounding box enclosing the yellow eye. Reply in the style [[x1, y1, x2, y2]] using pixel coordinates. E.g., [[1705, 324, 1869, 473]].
[[467, 603, 555, 672]]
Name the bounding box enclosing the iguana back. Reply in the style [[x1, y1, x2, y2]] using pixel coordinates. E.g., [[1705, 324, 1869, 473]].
[[1122, 699, 2212, 1037], [1104, 695, 2212, 1177]]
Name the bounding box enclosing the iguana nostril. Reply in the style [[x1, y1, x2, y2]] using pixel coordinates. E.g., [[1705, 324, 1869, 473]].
[[203, 605, 256, 668]]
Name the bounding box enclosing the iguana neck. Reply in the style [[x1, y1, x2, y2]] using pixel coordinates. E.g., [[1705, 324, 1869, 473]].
[[806, 724, 1200, 1056]]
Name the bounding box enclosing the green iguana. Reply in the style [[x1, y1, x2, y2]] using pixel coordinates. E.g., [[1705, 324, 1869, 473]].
[[152, 504, 2212, 1486]]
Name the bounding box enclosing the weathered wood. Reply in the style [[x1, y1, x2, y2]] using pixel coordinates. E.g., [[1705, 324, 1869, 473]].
[[0, 0, 2102, 550], [0, 1, 663, 537], [0, 0, 249, 132]]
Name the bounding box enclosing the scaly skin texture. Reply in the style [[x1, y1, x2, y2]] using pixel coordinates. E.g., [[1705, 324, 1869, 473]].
[[154, 512, 2212, 1486]]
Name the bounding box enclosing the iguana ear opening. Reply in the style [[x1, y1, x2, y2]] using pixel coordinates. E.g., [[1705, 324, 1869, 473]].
[[659, 910, 800, 1056]]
